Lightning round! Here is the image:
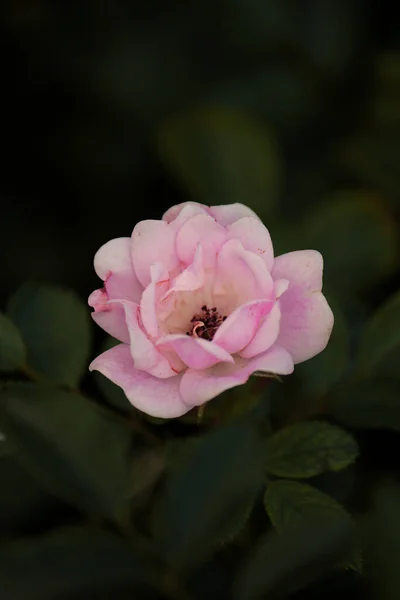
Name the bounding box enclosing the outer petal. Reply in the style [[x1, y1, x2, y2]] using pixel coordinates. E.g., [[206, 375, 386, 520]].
[[227, 217, 274, 270], [240, 301, 281, 358], [208, 203, 260, 226], [214, 239, 274, 309], [119, 301, 178, 378], [180, 345, 293, 406], [89, 344, 189, 418], [162, 202, 209, 223], [175, 214, 227, 267], [276, 289, 334, 364], [93, 237, 142, 303], [272, 250, 333, 363], [131, 220, 179, 287], [157, 334, 234, 369], [272, 250, 323, 293], [213, 299, 273, 354]]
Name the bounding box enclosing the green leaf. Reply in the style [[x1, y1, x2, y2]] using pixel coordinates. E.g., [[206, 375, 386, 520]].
[[157, 107, 280, 218], [0, 383, 133, 518], [0, 313, 26, 372], [263, 481, 362, 575], [357, 290, 400, 378], [235, 511, 355, 599], [0, 526, 156, 600], [7, 283, 91, 386], [157, 423, 265, 568], [328, 379, 400, 432], [264, 480, 349, 531], [301, 191, 398, 293], [265, 421, 358, 478], [94, 336, 133, 412], [294, 296, 349, 395]]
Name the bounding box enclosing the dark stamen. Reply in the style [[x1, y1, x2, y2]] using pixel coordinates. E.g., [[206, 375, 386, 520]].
[[186, 305, 228, 341]]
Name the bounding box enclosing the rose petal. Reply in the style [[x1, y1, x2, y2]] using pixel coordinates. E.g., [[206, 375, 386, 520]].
[[240, 301, 281, 358], [89, 344, 189, 418], [276, 289, 334, 364], [214, 239, 274, 309], [162, 201, 209, 223], [165, 203, 210, 231], [157, 334, 234, 369], [93, 237, 142, 303], [180, 345, 293, 406], [131, 220, 179, 287], [175, 214, 227, 267], [213, 299, 272, 354], [163, 244, 204, 298], [272, 250, 323, 293], [227, 217, 274, 270], [140, 263, 170, 338], [274, 278, 290, 298], [91, 305, 130, 344], [208, 203, 260, 226], [118, 301, 178, 378]]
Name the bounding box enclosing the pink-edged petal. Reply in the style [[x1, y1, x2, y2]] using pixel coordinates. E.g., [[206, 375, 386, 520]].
[[131, 220, 179, 287], [118, 301, 179, 378], [175, 214, 227, 267], [227, 217, 274, 270], [157, 334, 234, 370], [272, 250, 324, 293], [213, 299, 273, 354], [277, 289, 334, 364], [214, 239, 274, 308], [180, 345, 293, 406], [93, 238, 142, 303], [140, 263, 170, 338], [208, 203, 259, 226], [162, 201, 209, 223], [240, 301, 281, 358], [89, 344, 188, 418]]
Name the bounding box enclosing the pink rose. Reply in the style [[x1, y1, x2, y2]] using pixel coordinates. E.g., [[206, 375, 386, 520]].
[[89, 202, 333, 418]]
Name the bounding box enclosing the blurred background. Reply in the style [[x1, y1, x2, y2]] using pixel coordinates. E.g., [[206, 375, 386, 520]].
[[1, 0, 400, 598]]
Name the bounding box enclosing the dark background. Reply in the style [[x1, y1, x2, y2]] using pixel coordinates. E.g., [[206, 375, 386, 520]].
[[2, 0, 399, 300], [1, 1, 400, 598]]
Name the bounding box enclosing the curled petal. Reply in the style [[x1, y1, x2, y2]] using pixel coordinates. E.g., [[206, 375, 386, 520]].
[[118, 300, 178, 378], [176, 214, 227, 267], [163, 244, 204, 298], [162, 201, 209, 223], [240, 301, 281, 358], [140, 263, 170, 338], [131, 220, 179, 287], [89, 344, 188, 418], [180, 345, 293, 406], [157, 334, 234, 369], [93, 238, 142, 303], [227, 217, 274, 270], [213, 299, 273, 354], [214, 239, 274, 308], [208, 203, 259, 226]]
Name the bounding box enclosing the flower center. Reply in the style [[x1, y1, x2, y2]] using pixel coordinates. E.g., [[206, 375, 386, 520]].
[[186, 305, 227, 341]]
